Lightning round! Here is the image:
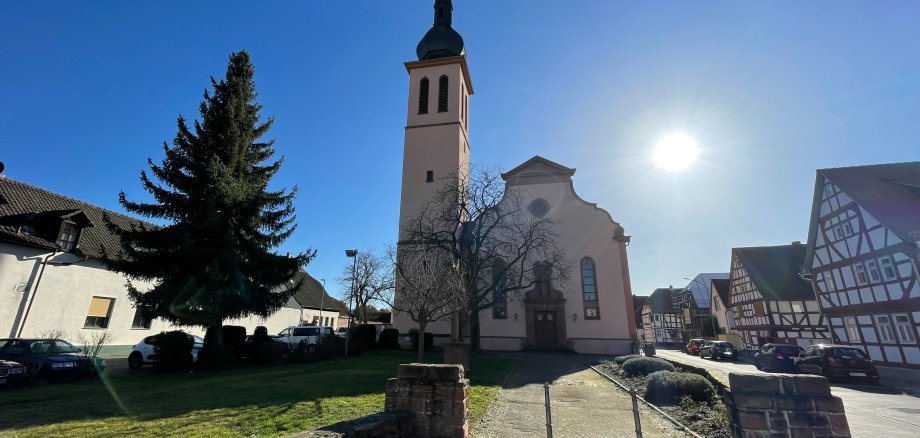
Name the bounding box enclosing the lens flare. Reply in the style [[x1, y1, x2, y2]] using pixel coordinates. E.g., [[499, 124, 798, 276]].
[[653, 132, 698, 170]]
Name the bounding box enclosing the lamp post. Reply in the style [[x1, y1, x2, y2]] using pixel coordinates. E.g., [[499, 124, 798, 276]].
[[320, 278, 326, 327], [684, 276, 718, 339], [345, 249, 358, 358]]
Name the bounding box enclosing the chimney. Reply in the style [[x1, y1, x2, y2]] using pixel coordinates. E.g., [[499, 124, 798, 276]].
[[792, 241, 802, 246], [286, 252, 292, 258]]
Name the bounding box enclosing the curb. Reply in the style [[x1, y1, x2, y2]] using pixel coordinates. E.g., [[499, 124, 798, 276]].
[[587, 363, 703, 438]]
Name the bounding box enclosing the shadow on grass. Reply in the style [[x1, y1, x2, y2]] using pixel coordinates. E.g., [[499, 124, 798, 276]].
[[0, 350, 514, 434]]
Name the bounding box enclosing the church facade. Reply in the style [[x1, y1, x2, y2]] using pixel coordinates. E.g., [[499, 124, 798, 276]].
[[393, 0, 637, 355]]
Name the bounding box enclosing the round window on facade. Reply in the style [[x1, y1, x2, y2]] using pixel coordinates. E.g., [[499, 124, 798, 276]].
[[528, 198, 550, 218]]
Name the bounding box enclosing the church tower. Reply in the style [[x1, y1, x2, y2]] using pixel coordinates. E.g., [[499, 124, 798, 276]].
[[397, 0, 473, 241]]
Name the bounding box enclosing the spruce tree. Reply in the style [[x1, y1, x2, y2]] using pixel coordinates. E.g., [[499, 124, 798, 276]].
[[106, 51, 313, 364]]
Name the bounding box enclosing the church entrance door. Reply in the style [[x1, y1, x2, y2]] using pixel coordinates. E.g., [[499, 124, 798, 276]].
[[534, 311, 557, 349]]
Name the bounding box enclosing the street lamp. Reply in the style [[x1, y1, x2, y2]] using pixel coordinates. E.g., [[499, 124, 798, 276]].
[[320, 279, 326, 327], [345, 249, 358, 358], [684, 276, 718, 339]]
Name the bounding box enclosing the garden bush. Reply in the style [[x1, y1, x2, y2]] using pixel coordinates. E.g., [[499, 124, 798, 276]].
[[378, 328, 400, 350], [645, 370, 716, 405], [622, 357, 675, 376], [152, 331, 194, 372], [353, 324, 377, 348], [613, 354, 641, 365], [222, 325, 247, 357], [408, 329, 434, 352]]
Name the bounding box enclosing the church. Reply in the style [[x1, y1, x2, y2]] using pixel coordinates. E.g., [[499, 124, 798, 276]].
[[393, 0, 637, 355]]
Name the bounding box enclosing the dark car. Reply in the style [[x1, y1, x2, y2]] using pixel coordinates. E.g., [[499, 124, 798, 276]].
[[754, 343, 803, 372], [0, 338, 104, 382], [794, 344, 880, 384], [0, 359, 28, 387], [686, 338, 706, 355], [244, 335, 291, 360], [699, 340, 738, 360]]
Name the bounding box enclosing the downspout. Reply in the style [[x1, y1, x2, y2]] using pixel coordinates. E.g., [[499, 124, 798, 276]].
[[16, 249, 57, 337]]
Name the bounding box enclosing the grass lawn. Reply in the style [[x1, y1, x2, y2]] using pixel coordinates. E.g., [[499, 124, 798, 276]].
[[0, 351, 515, 438]]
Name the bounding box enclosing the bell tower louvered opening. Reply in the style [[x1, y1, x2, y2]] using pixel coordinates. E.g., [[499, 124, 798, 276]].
[[438, 75, 449, 113]]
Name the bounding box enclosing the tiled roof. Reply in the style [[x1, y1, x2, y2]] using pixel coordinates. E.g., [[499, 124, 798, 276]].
[[734, 243, 815, 301], [819, 162, 920, 242], [682, 273, 729, 310], [711, 278, 730, 306], [290, 270, 347, 312], [0, 177, 153, 259], [646, 288, 676, 313]]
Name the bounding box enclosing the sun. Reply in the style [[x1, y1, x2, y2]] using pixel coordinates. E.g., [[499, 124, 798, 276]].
[[653, 132, 698, 170]]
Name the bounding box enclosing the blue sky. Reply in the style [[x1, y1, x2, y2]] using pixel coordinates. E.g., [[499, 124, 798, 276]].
[[2, 1, 919, 300]]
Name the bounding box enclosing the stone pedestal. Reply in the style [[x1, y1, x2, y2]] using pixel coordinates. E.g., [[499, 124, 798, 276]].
[[725, 372, 851, 437], [443, 342, 471, 372], [385, 363, 469, 438]]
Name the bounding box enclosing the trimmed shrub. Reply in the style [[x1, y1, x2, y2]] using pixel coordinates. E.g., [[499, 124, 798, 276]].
[[645, 370, 716, 405], [622, 357, 675, 376], [408, 329, 434, 352], [353, 324, 377, 349], [378, 328, 400, 350], [613, 354, 641, 365], [222, 325, 247, 357], [152, 331, 194, 372]]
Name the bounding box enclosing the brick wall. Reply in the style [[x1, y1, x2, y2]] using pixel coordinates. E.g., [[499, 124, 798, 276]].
[[384, 363, 469, 438], [725, 372, 850, 438]]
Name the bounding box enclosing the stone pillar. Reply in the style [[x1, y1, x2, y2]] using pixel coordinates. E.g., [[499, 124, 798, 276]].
[[443, 342, 471, 371], [385, 363, 469, 438], [725, 372, 851, 438]]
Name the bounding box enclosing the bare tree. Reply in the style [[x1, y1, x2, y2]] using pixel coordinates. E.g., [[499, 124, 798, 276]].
[[383, 245, 465, 361], [399, 166, 570, 350], [338, 250, 393, 323], [74, 331, 112, 359]]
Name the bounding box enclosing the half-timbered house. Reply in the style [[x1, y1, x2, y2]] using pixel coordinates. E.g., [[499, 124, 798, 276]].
[[803, 163, 920, 376], [640, 288, 684, 345], [728, 243, 830, 350]]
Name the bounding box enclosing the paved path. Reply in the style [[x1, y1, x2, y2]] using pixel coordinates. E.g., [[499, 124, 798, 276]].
[[473, 353, 688, 438], [656, 349, 920, 438]]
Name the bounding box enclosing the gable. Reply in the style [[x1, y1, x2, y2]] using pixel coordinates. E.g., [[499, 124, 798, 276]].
[[501, 155, 575, 186]]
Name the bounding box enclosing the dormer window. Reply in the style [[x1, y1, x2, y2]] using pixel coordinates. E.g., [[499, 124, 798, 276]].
[[57, 222, 79, 251]]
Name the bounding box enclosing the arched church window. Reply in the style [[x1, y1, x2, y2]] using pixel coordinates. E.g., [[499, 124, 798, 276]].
[[492, 259, 508, 319], [581, 257, 600, 319], [438, 75, 449, 113], [528, 198, 550, 218], [418, 77, 429, 114]]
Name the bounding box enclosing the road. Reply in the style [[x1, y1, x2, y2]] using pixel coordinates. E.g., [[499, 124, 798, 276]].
[[656, 349, 920, 438]]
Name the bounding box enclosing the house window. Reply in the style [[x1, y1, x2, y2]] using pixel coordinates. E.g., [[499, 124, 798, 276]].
[[866, 260, 881, 283], [754, 302, 765, 317], [654, 314, 661, 322], [426, 170, 434, 182], [894, 314, 915, 343], [528, 198, 550, 218], [492, 260, 508, 319], [843, 222, 854, 236], [844, 317, 860, 342], [418, 77, 429, 114], [437, 75, 449, 112], [879, 257, 896, 280], [57, 222, 79, 251], [853, 264, 868, 285], [823, 271, 837, 292], [84, 297, 115, 329], [131, 307, 152, 329], [834, 226, 845, 240], [824, 183, 834, 198], [581, 257, 599, 319], [875, 315, 896, 343]]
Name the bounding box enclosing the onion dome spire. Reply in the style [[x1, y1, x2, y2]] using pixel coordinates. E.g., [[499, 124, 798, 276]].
[[416, 0, 465, 60]]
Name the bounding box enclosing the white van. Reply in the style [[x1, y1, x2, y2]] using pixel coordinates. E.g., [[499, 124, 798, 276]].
[[278, 326, 334, 353]]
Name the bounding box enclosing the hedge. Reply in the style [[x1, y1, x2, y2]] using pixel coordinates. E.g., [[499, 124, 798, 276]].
[[152, 331, 194, 372], [645, 370, 716, 405], [378, 328, 400, 350], [613, 354, 641, 365], [622, 357, 675, 376]]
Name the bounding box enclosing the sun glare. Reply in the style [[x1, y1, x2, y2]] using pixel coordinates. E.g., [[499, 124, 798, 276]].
[[653, 132, 698, 171]]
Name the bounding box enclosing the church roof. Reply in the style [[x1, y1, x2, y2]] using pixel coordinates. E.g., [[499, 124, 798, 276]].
[[416, 0, 465, 61], [500, 156, 576, 186]]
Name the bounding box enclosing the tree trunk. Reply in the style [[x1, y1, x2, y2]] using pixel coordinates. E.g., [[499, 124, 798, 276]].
[[418, 321, 427, 362], [469, 305, 481, 351]]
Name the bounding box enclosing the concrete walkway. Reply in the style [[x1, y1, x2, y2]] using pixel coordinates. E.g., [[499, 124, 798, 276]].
[[473, 353, 688, 438]]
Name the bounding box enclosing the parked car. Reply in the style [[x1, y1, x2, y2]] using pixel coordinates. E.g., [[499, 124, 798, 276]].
[[754, 343, 803, 372], [0, 359, 28, 386], [128, 332, 203, 370], [334, 327, 348, 338], [243, 335, 290, 360], [278, 326, 335, 353], [794, 344, 880, 384], [0, 338, 103, 381], [699, 340, 738, 360], [685, 338, 706, 355]]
